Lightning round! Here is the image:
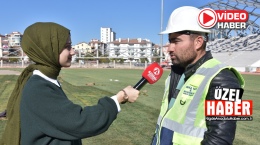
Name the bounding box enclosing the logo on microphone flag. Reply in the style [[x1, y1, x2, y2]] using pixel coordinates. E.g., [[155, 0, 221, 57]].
[[143, 62, 163, 84]]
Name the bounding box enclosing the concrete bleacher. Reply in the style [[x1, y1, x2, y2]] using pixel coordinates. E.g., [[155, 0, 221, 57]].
[[207, 35, 260, 72], [212, 50, 260, 72]]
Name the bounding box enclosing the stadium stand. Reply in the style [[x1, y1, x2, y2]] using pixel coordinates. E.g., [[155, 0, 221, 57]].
[[211, 50, 260, 71], [201, 0, 260, 72], [206, 33, 260, 72]]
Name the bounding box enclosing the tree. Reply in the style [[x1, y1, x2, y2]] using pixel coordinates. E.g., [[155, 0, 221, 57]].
[[110, 58, 124, 63], [9, 58, 19, 63], [140, 57, 148, 63], [152, 50, 160, 63], [99, 54, 110, 63]]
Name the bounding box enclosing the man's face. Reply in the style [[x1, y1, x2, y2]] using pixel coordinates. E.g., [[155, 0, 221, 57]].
[[167, 33, 198, 68]]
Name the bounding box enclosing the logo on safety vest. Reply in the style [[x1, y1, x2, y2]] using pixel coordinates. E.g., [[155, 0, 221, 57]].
[[205, 86, 253, 121], [198, 8, 249, 29], [180, 85, 198, 105], [183, 85, 197, 96]]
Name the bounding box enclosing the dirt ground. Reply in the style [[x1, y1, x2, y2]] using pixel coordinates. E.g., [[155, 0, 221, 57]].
[[0, 70, 21, 75]]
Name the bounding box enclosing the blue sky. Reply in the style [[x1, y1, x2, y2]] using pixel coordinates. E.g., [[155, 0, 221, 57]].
[[0, 0, 214, 45]]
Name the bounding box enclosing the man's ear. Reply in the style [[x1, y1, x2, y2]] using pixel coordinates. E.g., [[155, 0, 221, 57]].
[[195, 36, 204, 50]]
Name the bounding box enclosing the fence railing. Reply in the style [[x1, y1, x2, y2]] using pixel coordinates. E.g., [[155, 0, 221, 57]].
[[0, 60, 150, 69]]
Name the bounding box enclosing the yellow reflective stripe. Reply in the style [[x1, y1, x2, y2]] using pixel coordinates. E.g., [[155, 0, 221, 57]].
[[156, 75, 171, 145], [199, 58, 221, 68], [165, 75, 171, 93], [161, 118, 206, 138], [157, 115, 163, 125], [159, 75, 170, 117]]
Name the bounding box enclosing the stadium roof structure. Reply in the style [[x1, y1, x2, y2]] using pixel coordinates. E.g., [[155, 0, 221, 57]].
[[200, 0, 260, 40]]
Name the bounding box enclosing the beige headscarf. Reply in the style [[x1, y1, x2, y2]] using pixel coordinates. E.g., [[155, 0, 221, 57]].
[[0, 22, 70, 145]]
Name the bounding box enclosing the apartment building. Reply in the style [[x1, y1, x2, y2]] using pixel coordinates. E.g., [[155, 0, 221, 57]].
[[0, 34, 3, 48], [73, 39, 107, 56], [107, 38, 154, 62], [73, 42, 92, 55], [100, 27, 116, 43], [89, 39, 107, 56], [0, 34, 9, 49], [0, 32, 22, 58], [6, 32, 22, 47]]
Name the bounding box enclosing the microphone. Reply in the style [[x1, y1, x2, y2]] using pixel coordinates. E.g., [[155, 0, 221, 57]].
[[133, 62, 164, 90]]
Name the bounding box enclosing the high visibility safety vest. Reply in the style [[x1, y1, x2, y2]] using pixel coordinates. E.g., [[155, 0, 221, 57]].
[[154, 59, 245, 145]]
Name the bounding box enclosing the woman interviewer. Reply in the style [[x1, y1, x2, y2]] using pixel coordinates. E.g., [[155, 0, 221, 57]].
[[0, 22, 139, 145]]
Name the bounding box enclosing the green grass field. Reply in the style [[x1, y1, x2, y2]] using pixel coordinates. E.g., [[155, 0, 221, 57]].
[[0, 68, 259, 145]]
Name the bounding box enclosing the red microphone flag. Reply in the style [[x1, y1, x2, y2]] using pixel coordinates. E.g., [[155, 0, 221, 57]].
[[133, 62, 164, 90], [142, 62, 164, 84]]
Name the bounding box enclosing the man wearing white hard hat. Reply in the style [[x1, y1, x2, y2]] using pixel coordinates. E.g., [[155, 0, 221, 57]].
[[151, 6, 245, 145]]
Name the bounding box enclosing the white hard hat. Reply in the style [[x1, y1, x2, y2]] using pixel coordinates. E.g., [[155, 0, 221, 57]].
[[160, 6, 211, 34]]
